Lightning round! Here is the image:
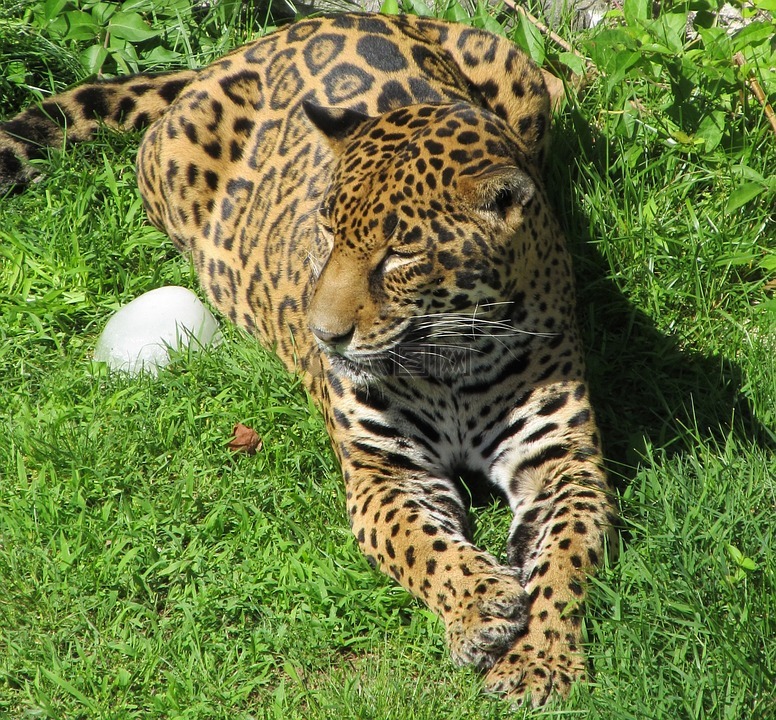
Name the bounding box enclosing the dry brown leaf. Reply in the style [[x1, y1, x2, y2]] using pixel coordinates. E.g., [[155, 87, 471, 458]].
[[228, 423, 262, 455]]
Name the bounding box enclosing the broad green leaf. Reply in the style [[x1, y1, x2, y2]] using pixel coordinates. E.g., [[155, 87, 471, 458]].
[[616, 104, 639, 140], [6, 61, 27, 85], [80, 44, 110, 75], [670, 128, 700, 145], [109, 39, 142, 74], [695, 110, 725, 152], [731, 21, 776, 53], [514, 15, 545, 65], [143, 45, 183, 66], [108, 11, 160, 42], [726, 182, 766, 212], [648, 12, 688, 53], [607, 50, 641, 85], [63, 10, 100, 42], [380, 0, 400, 14], [443, 0, 471, 24], [44, 14, 68, 40], [473, 0, 504, 34], [623, 0, 650, 25], [400, 0, 434, 16], [557, 51, 587, 77], [116, 667, 132, 688], [727, 544, 759, 572], [90, 2, 119, 25], [42, 0, 68, 23], [697, 27, 731, 62], [727, 544, 743, 564], [584, 28, 637, 69], [730, 164, 765, 183]]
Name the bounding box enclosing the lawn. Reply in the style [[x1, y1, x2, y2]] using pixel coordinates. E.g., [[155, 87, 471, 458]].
[[0, 1, 774, 719]]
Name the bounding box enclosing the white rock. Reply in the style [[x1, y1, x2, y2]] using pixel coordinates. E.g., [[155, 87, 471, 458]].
[[94, 286, 220, 375]]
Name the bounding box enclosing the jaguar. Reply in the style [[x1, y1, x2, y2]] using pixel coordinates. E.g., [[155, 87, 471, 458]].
[[0, 12, 618, 705]]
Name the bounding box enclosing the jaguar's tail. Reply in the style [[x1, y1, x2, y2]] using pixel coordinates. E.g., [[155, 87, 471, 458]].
[[0, 69, 198, 193]]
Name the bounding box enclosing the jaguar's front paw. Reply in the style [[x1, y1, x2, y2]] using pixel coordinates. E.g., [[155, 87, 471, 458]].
[[482, 634, 586, 707], [445, 570, 529, 671]]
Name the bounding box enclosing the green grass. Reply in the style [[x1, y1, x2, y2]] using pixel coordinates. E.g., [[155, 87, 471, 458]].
[[1, 1, 774, 719]]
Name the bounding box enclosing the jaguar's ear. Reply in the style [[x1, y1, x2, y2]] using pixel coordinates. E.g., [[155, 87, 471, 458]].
[[467, 165, 535, 222], [302, 101, 372, 153]]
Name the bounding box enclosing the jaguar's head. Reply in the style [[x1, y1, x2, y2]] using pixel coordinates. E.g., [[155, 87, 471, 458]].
[[303, 101, 555, 382]]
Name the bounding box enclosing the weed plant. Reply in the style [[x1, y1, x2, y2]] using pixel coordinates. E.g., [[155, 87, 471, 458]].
[[0, 1, 774, 718]]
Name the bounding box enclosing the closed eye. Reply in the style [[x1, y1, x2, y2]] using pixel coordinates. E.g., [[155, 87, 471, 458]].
[[379, 247, 421, 274], [317, 208, 334, 235]]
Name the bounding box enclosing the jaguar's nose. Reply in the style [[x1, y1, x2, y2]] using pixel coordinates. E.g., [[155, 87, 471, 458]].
[[309, 323, 355, 351]]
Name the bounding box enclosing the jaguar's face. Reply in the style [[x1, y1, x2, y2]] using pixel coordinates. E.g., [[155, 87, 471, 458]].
[[304, 102, 541, 381]]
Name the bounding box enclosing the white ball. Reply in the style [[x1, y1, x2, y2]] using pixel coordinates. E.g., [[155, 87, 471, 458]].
[[94, 286, 221, 375]]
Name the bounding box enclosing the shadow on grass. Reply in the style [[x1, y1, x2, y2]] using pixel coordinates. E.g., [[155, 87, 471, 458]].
[[551, 109, 775, 494], [581, 247, 774, 488]]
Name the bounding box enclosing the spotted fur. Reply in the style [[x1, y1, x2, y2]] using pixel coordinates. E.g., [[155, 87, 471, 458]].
[[0, 13, 617, 705]]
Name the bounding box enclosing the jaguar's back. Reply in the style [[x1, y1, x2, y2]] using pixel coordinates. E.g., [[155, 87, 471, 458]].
[[0, 13, 616, 706]]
